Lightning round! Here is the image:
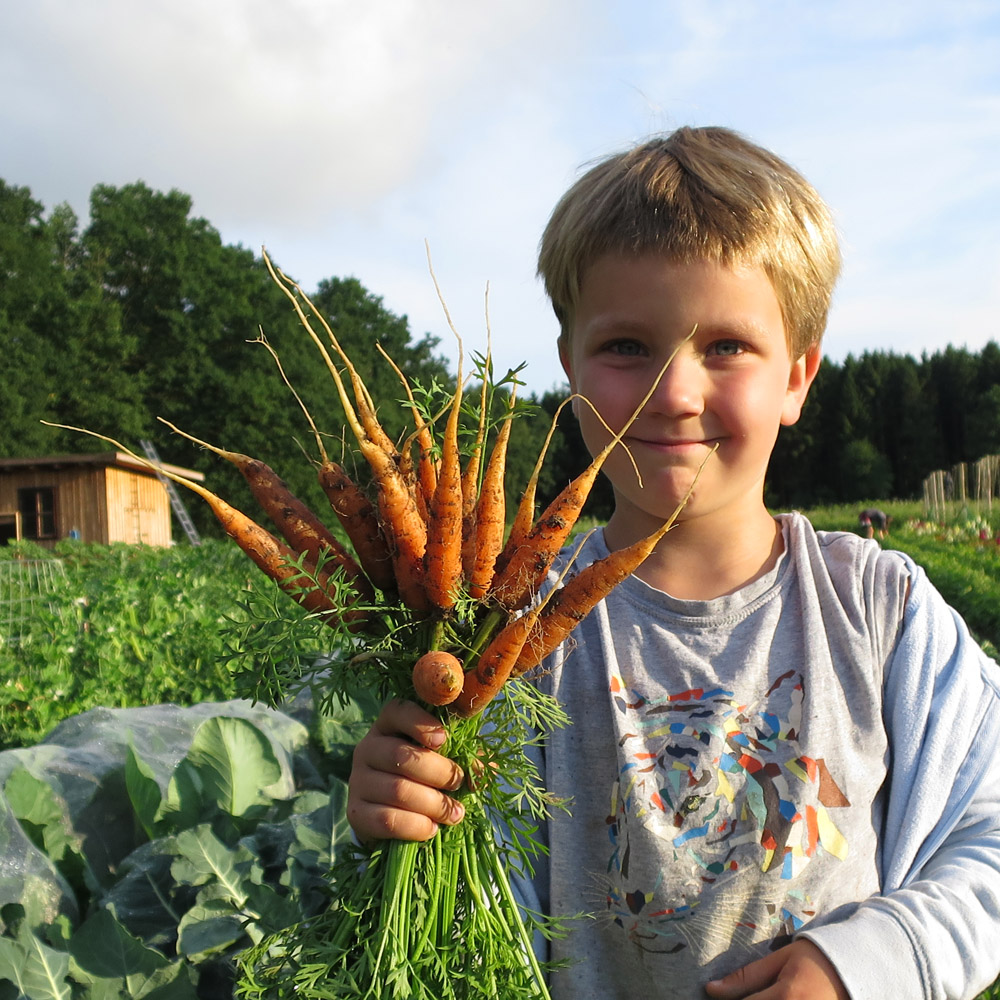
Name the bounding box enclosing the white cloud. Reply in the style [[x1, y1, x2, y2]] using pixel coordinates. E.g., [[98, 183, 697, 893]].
[[1, 0, 572, 224]]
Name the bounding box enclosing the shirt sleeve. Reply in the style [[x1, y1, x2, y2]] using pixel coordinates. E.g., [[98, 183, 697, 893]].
[[799, 556, 1000, 1000]]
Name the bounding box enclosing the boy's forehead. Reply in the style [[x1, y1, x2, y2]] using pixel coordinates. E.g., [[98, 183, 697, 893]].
[[575, 254, 779, 309]]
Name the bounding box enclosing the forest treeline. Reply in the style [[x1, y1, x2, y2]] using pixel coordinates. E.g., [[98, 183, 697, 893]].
[[2, 176, 998, 533]]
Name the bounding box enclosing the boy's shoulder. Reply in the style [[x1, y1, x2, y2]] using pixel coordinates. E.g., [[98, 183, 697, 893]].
[[779, 511, 915, 627], [782, 510, 910, 574]]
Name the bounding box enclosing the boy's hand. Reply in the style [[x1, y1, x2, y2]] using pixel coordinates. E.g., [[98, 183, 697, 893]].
[[346, 698, 466, 843], [704, 940, 849, 999]]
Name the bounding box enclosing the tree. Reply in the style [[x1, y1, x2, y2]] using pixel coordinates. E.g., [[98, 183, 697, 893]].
[[926, 346, 977, 464], [0, 183, 140, 457], [0, 181, 68, 455]]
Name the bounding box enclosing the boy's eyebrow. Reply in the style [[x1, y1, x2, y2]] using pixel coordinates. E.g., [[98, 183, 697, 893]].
[[581, 315, 775, 341]]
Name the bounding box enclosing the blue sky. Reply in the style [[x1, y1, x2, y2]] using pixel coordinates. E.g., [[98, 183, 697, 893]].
[[3, 0, 999, 394]]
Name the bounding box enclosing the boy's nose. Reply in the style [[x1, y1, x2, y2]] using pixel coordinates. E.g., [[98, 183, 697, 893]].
[[646, 353, 705, 417]]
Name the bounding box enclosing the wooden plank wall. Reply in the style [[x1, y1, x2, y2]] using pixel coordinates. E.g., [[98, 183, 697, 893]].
[[105, 467, 172, 546]]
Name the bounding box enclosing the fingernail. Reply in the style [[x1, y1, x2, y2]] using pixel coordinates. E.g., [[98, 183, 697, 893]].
[[450, 801, 465, 823], [425, 729, 447, 749]]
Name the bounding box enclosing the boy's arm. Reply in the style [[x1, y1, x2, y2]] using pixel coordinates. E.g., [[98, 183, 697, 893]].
[[796, 557, 1000, 1000]]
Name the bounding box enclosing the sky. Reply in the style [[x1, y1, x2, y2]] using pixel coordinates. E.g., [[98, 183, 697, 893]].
[[3, 0, 999, 394]]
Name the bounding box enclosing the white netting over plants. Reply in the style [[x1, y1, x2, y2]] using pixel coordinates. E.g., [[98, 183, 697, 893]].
[[0, 559, 68, 646]]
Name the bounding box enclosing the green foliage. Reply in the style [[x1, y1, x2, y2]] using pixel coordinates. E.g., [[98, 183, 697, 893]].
[[0, 541, 261, 749], [4, 520, 1000, 996], [0, 705, 359, 999], [798, 501, 1000, 654], [237, 684, 568, 1000]]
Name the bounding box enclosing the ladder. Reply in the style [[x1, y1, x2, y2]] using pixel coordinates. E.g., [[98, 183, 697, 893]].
[[139, 439, 202, 546]]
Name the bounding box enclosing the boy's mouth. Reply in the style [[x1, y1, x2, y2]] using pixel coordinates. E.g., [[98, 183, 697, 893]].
[[628, 435, 718, 451]]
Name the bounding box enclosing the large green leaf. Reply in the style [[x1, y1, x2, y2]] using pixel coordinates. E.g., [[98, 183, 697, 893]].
[[175, 898, 244, 958], [68, 907, 166, 980], [288, 779, 351, 871], [170, 825, 255, 902], [70, 945, 196, 1000], [2, 767, 77, 866], [163, 717, 282, 823], [98, 843, 186, 949], [127, 960, 198, 999], [0, 923, 71, 1000], [124, 744, 162, 840]]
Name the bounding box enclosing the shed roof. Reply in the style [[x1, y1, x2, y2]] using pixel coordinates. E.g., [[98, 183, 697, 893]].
[[0, 452, 205, 482]]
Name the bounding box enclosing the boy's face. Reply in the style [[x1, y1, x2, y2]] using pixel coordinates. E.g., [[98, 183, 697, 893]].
[[559, 254, 819, 543]]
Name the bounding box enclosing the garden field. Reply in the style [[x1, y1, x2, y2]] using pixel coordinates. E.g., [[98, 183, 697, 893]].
[[1, 508, 1000, 997]]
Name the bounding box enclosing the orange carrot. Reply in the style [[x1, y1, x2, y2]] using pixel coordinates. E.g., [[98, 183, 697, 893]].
[[318, 460, 397, 594], [200, 492, 364, 625], [376, 344, 440, 524], [467, 388, 517, 599], [512, 444, 714, 672], [158, 421, 373, 601], [489, 355, 680, 611], [512, 520, 674, 674], [492, 397, 573, 579], [411, 651, 464, 706], [487, 463, 604, 612], [460, 372, 490, 580], [449, 597, 553, 718], [368, 443, 430, 611], [423, 369, 464, 609]]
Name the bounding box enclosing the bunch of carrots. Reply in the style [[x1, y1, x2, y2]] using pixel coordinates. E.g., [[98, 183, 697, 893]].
[[52, 250, 695, 999]]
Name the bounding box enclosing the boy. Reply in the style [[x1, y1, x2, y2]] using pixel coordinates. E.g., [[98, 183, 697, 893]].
[[348, 127, 1000, 999]]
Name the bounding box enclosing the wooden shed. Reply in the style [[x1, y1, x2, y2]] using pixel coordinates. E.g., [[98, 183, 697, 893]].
[[0, 453, 204, 548]]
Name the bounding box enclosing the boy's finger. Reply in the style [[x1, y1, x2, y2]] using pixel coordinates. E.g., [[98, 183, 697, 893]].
[[350, 771, 466, 839], [376, 698, 449, 749], [352, 801, 462, 842], [374, 739, 465, 791]]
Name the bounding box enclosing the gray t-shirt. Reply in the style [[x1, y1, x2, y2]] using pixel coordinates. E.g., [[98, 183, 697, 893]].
[[534, 512, 910, 998]]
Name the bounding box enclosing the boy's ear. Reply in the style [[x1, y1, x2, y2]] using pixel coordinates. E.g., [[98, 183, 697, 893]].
[[558, 337, 576, 392], [780, 345, 822, 427]]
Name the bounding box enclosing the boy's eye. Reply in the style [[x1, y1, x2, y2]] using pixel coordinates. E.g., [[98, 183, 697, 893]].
[[708, 340, 745, 357], [605, 339, 645, 357]]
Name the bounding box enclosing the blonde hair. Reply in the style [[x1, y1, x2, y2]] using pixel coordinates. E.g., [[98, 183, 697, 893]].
[[537, 126, 841, 358]]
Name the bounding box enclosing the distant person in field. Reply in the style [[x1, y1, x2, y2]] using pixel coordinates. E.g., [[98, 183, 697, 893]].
[[858, 508, 890, 539]]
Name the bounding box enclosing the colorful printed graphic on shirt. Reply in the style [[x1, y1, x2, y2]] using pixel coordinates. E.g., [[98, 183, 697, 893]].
[[604, 669, 850, 954]]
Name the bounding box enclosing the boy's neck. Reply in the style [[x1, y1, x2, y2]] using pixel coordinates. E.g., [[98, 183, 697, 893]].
[[604, 504, 784, 601]]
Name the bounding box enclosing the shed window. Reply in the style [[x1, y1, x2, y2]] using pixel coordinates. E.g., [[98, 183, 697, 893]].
[[18, 487, 57, 540]]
